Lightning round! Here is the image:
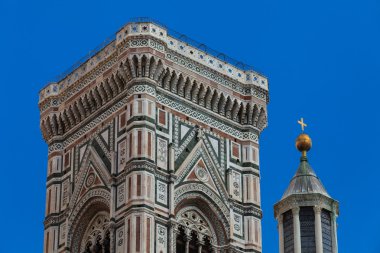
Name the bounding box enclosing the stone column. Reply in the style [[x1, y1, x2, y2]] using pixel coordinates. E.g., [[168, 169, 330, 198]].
[[197, 243, 203, 253], [197, 234, 205, 253], [292, 207, 301, 253], [314, 206, 323, 253], [331, 210, 338, 253], [109, 221, 116, 253], [184, 228, 192, 253], [185, 238, 190, 253], [169, 223, 179, 253], [277, 214, 284, 253]]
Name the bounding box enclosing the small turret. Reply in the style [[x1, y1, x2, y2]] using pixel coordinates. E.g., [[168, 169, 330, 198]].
[[274, 119, 339, 253]]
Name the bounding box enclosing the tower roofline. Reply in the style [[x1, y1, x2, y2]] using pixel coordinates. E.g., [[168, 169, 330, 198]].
[[40, 17, 268, 100]]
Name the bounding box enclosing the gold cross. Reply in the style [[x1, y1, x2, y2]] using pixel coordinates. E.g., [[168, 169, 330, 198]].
[[298, 118, 307, 132]]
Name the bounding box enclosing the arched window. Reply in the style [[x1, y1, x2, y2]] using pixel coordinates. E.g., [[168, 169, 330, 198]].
[[175, 210, 214, 253], [80, 212, 111, 253], [175, 227, 213, 253]]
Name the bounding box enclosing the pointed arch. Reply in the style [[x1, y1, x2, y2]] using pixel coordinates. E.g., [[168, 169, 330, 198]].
[[40, 119, 48, 139], [68, 189, 110, 253], [245, 103, 252, 124], [252, 105, 259, 125], [106, 79, 117, 98], [174, 193, 229, 247], [231, 100, 239, 121], [45, 117, 53, 138], [58, 114, 66, 134], [71, 104, 81, 124], [121, 60, 132, 82], [102, 81, 112, 101], [96, 85, 106, 106], [81, 95, 90, 117], [257, 108, 267, 130], [113, 73, 125, 92], [225, 96, 233, 119], [141, 54, 148, 77], [175, 74, 184, 96], [148, 56, 157, 79], [110, 75, 121, 94], [132, 55, 139, 77], [210, 90, 219, 113], [170, 71, 178, 93], [66, 107, 76, 126], [61, 110, 70, 130], [197, 84, 206, 106], [205, 88, 213, 110], [56, 113, 64, 135], [190, 80, 199, 103], [87, 91, 96, 112], [177, 74, 185, 96], [118, 62, 129, 84], [217, 94, 226, 116], [236, 102, 244, 123], [128, 57, 137, 78], [76, 99, 86, 121], [184, 77, 192, 99], [74, 101, 84, 122], [96, 87, 105, 107], [160, 68, 169, 89], [153, 60, 164, 81], [51, 114, 58, 136], [246, 103, 253, 125]]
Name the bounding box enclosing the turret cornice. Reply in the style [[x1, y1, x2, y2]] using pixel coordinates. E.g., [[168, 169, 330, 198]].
[[274, 191, 339, 218]]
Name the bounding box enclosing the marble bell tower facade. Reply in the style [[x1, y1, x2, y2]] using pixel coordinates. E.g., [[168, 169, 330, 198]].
[[39, 19, 269, 253], [274, 127, 339, 253]]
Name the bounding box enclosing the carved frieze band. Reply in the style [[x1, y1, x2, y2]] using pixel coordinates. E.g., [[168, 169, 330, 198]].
[[157, 94, 259, 143]]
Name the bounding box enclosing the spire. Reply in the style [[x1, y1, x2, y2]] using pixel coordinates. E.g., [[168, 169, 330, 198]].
[[282, 119, 329, 199], [281, 154, 330, 199]]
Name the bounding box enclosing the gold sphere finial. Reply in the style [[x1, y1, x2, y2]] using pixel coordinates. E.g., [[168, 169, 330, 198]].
[[296, 133, 312, 154], [296, 117, 312, 156]]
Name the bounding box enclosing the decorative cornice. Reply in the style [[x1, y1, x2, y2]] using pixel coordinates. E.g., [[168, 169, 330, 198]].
[[44, 211, 68, 228], [39, 27, 268, 108], [273, 193, 339, 218]]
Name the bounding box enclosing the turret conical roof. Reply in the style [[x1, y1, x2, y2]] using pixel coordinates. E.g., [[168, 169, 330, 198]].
[[281, 156, 329, 200]]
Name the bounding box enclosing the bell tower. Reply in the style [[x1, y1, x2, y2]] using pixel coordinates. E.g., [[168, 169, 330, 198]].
[[39, 18, 269, 253], [274, 119, 339, 253]]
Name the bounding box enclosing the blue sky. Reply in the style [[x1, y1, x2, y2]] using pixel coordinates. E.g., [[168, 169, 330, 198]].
[[0, 0, 379, 252]]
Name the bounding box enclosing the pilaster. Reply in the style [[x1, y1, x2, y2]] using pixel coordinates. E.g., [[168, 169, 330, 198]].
[[314, 206, 323, 253], [292, 207, 301, 253], [331, 210, 338, 253], [277, 214, 284, 253]]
